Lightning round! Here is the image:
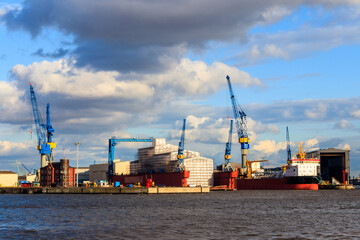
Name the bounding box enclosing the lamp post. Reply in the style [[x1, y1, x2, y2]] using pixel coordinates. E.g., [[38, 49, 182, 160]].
[[75, 142, 81, 187]]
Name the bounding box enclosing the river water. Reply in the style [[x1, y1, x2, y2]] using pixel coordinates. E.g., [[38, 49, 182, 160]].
[[0, 190, 359, 239]]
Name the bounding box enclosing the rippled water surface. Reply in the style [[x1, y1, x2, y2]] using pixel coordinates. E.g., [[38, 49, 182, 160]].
[[1, 190, 360, 239]]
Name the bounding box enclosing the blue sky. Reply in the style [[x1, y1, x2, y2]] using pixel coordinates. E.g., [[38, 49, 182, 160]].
[[1, 0, 360, 177]]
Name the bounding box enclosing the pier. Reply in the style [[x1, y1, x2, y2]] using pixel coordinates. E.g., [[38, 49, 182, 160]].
[[0, 186, 210, 194]]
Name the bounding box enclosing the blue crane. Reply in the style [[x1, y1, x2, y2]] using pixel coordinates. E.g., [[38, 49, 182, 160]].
[[286, 126, 291, 164], [177, 119, 186, 171], [29, 83, 56, 167], [226, 75, 249, 168], [224, 119, 234, 171], [46, 103, 54, 143], [108, 137, 153, 179]]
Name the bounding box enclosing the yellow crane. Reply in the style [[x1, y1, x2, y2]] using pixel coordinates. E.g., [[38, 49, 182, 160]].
[[246, 160, 268, 179]]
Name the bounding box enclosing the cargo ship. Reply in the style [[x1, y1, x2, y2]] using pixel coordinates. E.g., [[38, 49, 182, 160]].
[[237, 143, 320, 190]]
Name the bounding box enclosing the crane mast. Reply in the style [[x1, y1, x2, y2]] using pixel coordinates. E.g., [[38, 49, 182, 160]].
[[177, 119, 186, 171], [224, 119, 234, 171], [286, 126, 291, 164], [46, 103, 56, 162], [226, 75, 249, 169]]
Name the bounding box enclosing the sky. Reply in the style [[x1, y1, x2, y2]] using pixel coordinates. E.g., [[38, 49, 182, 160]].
[[1, 0, 360, 177]]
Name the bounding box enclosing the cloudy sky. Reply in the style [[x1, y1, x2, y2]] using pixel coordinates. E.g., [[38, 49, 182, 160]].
[[1, 0, 360, 176]]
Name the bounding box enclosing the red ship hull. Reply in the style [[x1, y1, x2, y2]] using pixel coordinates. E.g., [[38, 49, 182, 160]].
[[213, 170, 238, 190], [111, 171, 190, 187], [237, 177, 318, 190]]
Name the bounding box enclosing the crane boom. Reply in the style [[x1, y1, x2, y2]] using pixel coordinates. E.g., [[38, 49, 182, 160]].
[[226, 75, 250, 168], [30, 83, 46, 147], [177, 119, 186, 171], [286, 126, 291, 164], [224, 119, 233, 171]]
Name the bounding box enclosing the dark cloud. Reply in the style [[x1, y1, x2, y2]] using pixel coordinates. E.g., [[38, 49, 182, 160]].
[[2, 0, 302, 72], [32, 48, 69, 58], [73, 41, 182, 73]]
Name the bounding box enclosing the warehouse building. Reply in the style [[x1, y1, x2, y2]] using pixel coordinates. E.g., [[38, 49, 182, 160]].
[[90, 161, 130, 182], [306, 148, 350, 183], [131, 138, 213, 187], [0, 171, 18, 187]]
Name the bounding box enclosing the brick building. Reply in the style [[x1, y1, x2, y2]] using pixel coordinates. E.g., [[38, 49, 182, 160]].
[[40, 159, 76, 187]]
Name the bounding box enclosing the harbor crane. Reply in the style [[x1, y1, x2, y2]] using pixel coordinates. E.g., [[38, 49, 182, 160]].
[[224, 119, 234, 171], [286, 126, 291, 164], [108, 137, 153, 180], [177, 119, 186, 171], [226, 75, 250, 169], [29, 83, 56, 167]]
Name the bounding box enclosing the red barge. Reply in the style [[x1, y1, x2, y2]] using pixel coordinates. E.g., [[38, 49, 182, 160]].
[[111, 170, 190, 187]]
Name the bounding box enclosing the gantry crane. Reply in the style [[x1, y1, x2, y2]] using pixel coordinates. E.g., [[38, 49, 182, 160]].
[[226, 75, 249, 169], [224, 119, 234, 171], [286, 126, 291, 165], [177, 119, 186, 171], [29, 83, 56, 167], [108, 137, 153, 179]]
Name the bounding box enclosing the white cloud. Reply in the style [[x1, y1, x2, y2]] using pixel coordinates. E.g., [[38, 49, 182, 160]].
[[238, 20, 360, 64], [303, 138, 319, 152], [264, 44, 289, 59], [351, 109, 360, 118], [336, 143, 351, 150], [186, 115, 209, 129], [253, 140, 287, 155], [12, 59, 154, 99], [334, 119, 354, 129], [11, 58, 262, 100], [261, 6, 292, 23], [169, 115, 279, 145], [305, 102, 327, 119], [0, 81, 28, 122], [0, 140, 31, 156]]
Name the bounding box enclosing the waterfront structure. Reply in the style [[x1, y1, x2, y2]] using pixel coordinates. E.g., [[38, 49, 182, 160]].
[[306, 148, 350, 183], [0, 171, 18, 187], [40, 159, 75, 187]]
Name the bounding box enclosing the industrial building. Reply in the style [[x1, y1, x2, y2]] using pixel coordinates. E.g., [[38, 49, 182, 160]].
[[18, 174, 37, 183], [0, 171, 18, 187], [129, 138, 213, 187], [75, 167, 90, 184], [40, 159, 75, 187], [90, 161, 130, 182], [306, 148, 350, 183]]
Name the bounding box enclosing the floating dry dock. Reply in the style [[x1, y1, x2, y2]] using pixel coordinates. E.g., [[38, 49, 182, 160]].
[[0, 186, 210, 194]]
